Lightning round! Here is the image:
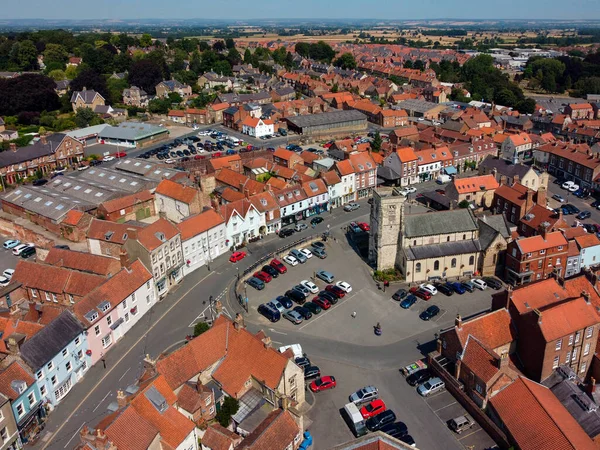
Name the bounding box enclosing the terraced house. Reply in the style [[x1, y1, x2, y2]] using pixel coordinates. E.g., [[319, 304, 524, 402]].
[[539, 141, 600, 190]]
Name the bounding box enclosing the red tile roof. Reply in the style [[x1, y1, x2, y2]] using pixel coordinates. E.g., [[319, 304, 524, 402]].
[[136, 218, 180, 251], [210, 154, 242, 171], [461, 336, 499, 383], [515, 231, 567, 254], [494, 183, 530, 206], [44, 248, 121, 276], [537, 297, 600, 342], [0, 318, 44, 353], [87, 219, 141, 244], [62, 209, 85, 226], [0, 361, 35, 400], [320, 170, 341, 186], [453, 174, 499, 194], [221, 187, 246, 202], [202, 424, 241, 450], [155, 179, 198, 204], [273, 148, 296, 161], [455, 309, 516, 351], [105, 407, 158, 450], [336, 159, 354, 176], [490, 377, 595, 450], [574, 233, 600, 249], [507, 132, 532, 146], [238, 409, 299, 450], [99, 190, 154, 214], [395, 147, 418, 163], [302, 178, 327, 198], [176, 209, 224, 241]]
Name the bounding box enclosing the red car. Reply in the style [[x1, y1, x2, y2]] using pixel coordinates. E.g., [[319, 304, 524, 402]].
[[325, 285, 346, 298], [358, 222, 370, 232], [312, 297, 331, 310], [310, 376, 337, 392], [323, 142, 333, 149], [410, 287, 432, 300], [360, 399, 386, 419], [254, 271, 272, 283], [113, 151, 127, 158], [229, 251, 246, 263], [270, 258, 287, 274]]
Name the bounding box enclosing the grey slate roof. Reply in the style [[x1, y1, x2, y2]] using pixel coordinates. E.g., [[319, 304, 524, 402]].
[[70, 89, 102, 104], [20, 311, 84, 371], [158, 80, 185, 90], [0, 134, 66, 168], [479, 155, 532, 181], [377, 166, 401, 181], [218, 91, 271, 104], [286, 110, 367, 129], [403, 209, 478, 238], [405, 239, 482, 260], [479, 214, 512, 239], [97, 122, 167, 142], [54, 80, 70, 91]]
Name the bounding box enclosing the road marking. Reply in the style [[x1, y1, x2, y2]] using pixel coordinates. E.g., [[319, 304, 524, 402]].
[[41, 269, 216, 450], [434, 401, 457, 412], [297, 292, 357, 330], [188, 288, 228, 327], [458, 427, 485, 440], [268, 329, 288, 335], [63, 422, 84, 448], [92, 391, 111, 413], [118, 367, 131, 382]]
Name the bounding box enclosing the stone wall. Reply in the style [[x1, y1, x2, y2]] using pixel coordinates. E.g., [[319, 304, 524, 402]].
[[0, 215, 56, 249]]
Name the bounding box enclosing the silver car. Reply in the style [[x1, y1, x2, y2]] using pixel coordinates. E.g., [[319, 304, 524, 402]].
[[349, 385, 379, 404], [316, 270, 335, 283], [290, 249, 307, 264], [283, 310, 303, 325], [344, 202, 360, 212]]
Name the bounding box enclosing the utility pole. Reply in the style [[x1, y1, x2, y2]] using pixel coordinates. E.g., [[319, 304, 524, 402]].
[[209, 295, 214, 322]]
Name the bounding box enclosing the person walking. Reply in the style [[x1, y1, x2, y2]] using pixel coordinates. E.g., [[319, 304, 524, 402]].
[[351, 311, 357, 318]]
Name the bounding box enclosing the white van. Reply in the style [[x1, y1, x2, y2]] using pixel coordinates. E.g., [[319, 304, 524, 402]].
[[279, 344, 304, 359], [436, 174, 451, 184], [341, 402, 368, 437], [227, 136, 241, 145]]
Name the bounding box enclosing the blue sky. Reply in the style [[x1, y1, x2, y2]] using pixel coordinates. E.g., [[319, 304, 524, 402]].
[[3, 0, 599, 20]]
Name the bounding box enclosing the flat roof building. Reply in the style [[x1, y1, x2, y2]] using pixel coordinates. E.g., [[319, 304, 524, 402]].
[[97, 122, 169, 148], [285, 110, 367, 137]]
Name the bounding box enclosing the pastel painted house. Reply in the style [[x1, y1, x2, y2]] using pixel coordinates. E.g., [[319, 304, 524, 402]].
[[0, 362, 44, 444], [73, 260, 156, 366], [20, 311, 89, 409]]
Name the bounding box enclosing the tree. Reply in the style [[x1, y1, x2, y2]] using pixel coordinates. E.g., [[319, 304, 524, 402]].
[[75, 107, 97, 128], [193, 322, 209, 337], [213, 41, 226, 52], [216, 396, 239, 427], [458, 200, 470, 208], [43, 43, 68, 67], [371, 131, 383, 152], [333, 53, 356, 70], [516, 98, 537, 114], [403, 60, 413, 69], [65, 65, 79, 80], [128, 59, 164, 95], [0, 74, 60, 116], [106, 77, 129, 105], [227, 47, 242, 66], [10, 40, 38, 70], [414, 60, 425, 71], [225, 38, 235, 49], [148, 97, 171, 114], [244, 48, 252, 64], [48, 69, 66, 81], [70, 69, 109, 102], [139, 33, 153, 48]]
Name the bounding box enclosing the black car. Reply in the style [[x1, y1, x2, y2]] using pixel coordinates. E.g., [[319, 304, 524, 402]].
[[303, 301, 322, 315], [380, 421, 408, 438], [435, 283, 454, 296], [261, 265, 279, 278], [399, 435, 416, 447], [304, 365, 321, 379], [286, 290, 306, 305], [419, 305, 440, 321], [276, 295, 293, 309], [293, 306, 312, 319], [90, 159, 103, 166], [565, 204, 580, 214], [20, 246, 37, 259], [295, 357, 310, 368], [577, 210, 592, 220], [54, 245, 70, 250], [279, 228, 295, 238], [310, 216, 324, 225], [392, 289, 408, 301], [257, 304, 280, 322], [591, 200, 600, 208], [460, 281, 475, 293], [366, 410, 397, 432], [32, 178, 48, 186], [318, 290, 338, 304], [482, 277, 503, 290], [406, 369, 432, 387]]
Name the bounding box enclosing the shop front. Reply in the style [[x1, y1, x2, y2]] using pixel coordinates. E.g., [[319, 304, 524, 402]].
[[17, 402, 45, 445], [304, 203, 328, 218], [281, 211, 304, 226]]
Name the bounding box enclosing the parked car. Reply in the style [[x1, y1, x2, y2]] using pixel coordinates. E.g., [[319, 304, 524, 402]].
[[303, 301, 322, 315], [270, 259, 287, 274], [304, 366, 321, 380], [295, 357, 310, 368], [392, 289, 408, 301], [400, 294, 418, 309], [276, 295, 293, 309], [311, 241, 326, 251], [406, 369, 432, 386], [283, 310, 304, 325], [411, 288, 432, 301], [357, 222, 370, 232], [283, 255, 299, 266], [325, 285, 346, 298], [293, 306, 312, 319], [299, 248, 313, 259], [246, 277, 265, 290], [295, 223, 308, 232], [460, 281, 475, 292], [419, 283, 438, 296], [229, 251, 246, 263], [366, 410, 397, 431], [261, 265, 279, 278], [449, 415, 475, 434], [312, 247, 327, 259], [32, 178, 48, 186], [0, 276, 9, 287], [380, 421, 408, 438], [471, 279, 487, 290], [279, 228, 295, 238], [312, 297, 331, 310], [310, 216, 324, 225], [419, 305, 440, 321], [2, 269, 14, 280], [289, 249, 308, 263], [294, 284, 310, 296], [316, 270, 335, 283], [12, 244, 33, 256], [448, 282, 465, 294], [435, 283, 454, 296], [552, 194, 566, 203], [3, 239, 20, 249], [318, 290, 338, 304], [310, 376, 336, 392], [344, 202, 360, 212], [335, 281, 352, 293], [267, 299, 285, 313], [349, 385, 379, 405], [577, 210, 592, 220], [286, 289, 306, 304], [258, 304, 280, 322], [301, 280, 319, 294], [482, 276, 503, 290], [417, 377, 445, 396], [360, 399, 386, 419], [254, 271, 272, 283]]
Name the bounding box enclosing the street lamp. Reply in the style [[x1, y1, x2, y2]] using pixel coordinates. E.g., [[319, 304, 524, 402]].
[[209, 295, 214, 322]]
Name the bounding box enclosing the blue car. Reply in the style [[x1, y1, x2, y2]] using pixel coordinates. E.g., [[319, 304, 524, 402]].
[[276, 295, 293, 309], [400, 294, 417, 309], [246, 277, 265, 290], [449, 282, 465, 294]]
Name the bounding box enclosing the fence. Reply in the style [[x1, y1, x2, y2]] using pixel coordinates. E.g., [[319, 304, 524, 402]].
[[428, 351, 509, 449]]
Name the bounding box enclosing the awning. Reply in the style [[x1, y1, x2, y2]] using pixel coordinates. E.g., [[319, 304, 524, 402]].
[[507, 268, 533, 278], [444, 166, 458, 175]]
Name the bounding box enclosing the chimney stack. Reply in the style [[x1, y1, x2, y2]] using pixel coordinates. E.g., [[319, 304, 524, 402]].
[[513, 174, 521, 185], [233, 313, 245, 331], [499, 352, 509, 369], [119, 250, 130, 269], [582, 291, 591, 304], [262, 335, 272, 349], [499, 175, 507, 186], [455, 314, 462, 329], [525, 188, 535, 212], [536, 186, 547, 208], [126, 227, 137, 240], [116, 390, 128, 407], [40, 135, 47, 145], [9, 143, 17, 153], [588, 377, 597, 395]]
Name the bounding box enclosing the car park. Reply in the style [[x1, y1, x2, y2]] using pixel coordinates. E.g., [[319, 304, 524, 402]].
[[246, 277, 265, 290], [310, 216, 324, 225], [366, 410, 397, 431], [316, 270, 335, 283], [295, 223, 308, 232], [283, 310, 304, 325], [304, 366, 321, 379], [360, 399, 386, 419], [344, 202, 360, 212], [258, 304, 280, 322], [286, 289, 307, 304], [2, 269, 14, 280], [482, 276, 503, 290], [310, 376, 336, 392], [392, 289, 407, 301], [289, 249, 307, 263], [435, 283, 454, 296], [303, 302, 322, 315], [349, 385, 379, 405], [293, 305, 312, 319], [270, 259, 287, 274], [279, 228, 295, 238], [411, 288, 432, 301], [419, 305, 440, 321], [283, 255, 298, 266], [419, 283, 437, 296], [229, 251, 246, 263], [3, 239, 20, 249], [400, 294, 417, 309], [261, 265, 279, 278], [301, 280, 319, 294], [254, 271, 272, 283], [406, 369, 432, 386], [417, 377, 445, 397], [299, 248, 313, 259], [471, 279, 487, 290], [325, 285, 346, 298]]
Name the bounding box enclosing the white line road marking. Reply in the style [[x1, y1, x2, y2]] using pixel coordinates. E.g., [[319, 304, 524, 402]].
[[268, 329, 288, 335], [64, 422, 84, 448], [297, 292, 357, 330], [92, 391, 111, 413], [188, 288, 228, 327], [118, 367, 131, 382], [42, 269, 216, 450], [434, 401, 457, 412], [458, 427, 485, 440]]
